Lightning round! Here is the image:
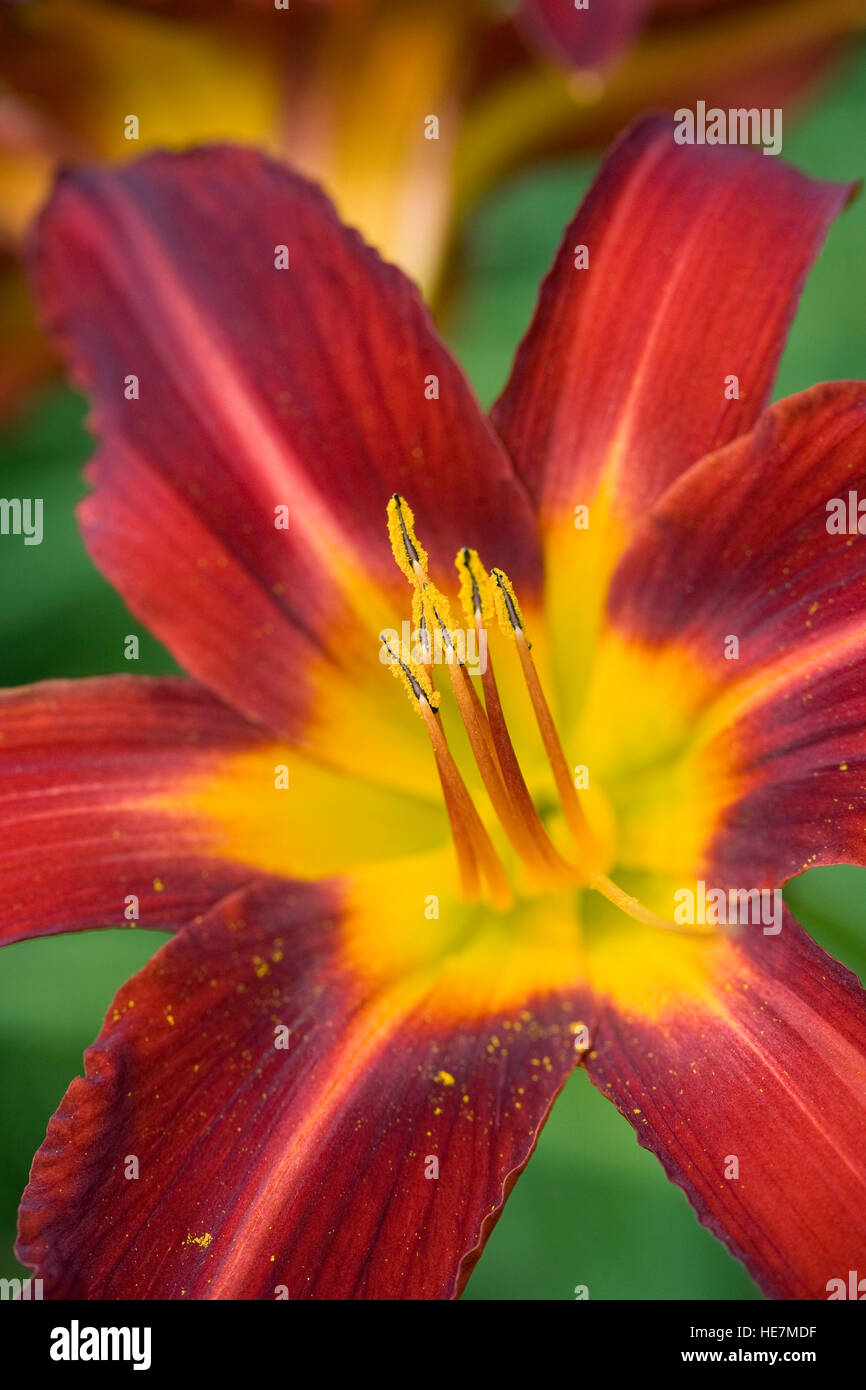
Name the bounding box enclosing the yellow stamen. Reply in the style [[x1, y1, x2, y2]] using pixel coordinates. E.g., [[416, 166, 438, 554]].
[[381, 631, 508, 905], [417, 582, 545, 867], [450, 662, 542, 867], [491, 567, 597, 865], [588, 873, 716, 937], [381, 634, 477, 896], [455, 553, 568, 880], [428, 736, 481, 903], [381, 500, 711, 938], [472, 612, 573, 884], [420, 700, 513, 911], [418, 585, 538, 866]]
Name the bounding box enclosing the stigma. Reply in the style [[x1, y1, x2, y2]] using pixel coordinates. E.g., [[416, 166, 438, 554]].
[[381, 496, 709, 935]]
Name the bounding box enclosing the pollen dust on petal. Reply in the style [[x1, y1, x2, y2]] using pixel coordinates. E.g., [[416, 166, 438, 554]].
[[183, 1232, 214, 1250]]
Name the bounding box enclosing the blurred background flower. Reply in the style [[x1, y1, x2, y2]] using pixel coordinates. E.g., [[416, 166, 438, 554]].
[[1, 0, 865, 414], [3, 0, 866, 1300]]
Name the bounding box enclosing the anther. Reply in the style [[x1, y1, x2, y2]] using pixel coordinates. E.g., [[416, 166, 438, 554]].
[[387, 494, 428, 587], [491, 568, 528, 645], [456, 547, 493, 627], [380, 634, 439, 713], [421, 583, 457, 662]]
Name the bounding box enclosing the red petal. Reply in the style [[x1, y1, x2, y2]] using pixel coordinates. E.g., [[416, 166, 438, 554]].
[[16, 880, 584, 1299], [586, 911, 866, 1299], [606, 382, 866, 885], [29, 147, 541, 744], [492, 113, 852, 525], [518, 0, 650, 70], [0, 676, 270, 943]]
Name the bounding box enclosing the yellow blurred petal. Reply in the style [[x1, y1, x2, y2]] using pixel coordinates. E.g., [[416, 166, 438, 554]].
[[0, 0, 283, 235], [278, 1, 468, 294], [33, 1, 282, 155]]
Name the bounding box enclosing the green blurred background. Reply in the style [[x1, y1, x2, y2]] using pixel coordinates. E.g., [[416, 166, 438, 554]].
[[3, 46, 866, 1299]]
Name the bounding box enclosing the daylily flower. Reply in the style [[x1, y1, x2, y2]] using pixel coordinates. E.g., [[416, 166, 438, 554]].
[[1, 0, 864, 415], [7, 113, 866, 1300]]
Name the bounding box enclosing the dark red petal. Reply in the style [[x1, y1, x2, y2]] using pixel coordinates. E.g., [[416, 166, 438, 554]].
[[0, 676, 270, 944], [492, 113, 852, 524], [518, 0, 650, 70], [607, 382, 866, 885], [29, 147, 541, 742], [586, 911, 866, 1300], [16, 880, 585, 1299]]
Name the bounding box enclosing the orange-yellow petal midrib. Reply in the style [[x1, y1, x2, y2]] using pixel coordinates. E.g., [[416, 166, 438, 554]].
[[540, 486, 631, 733], [168, 746, 449, 881]]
